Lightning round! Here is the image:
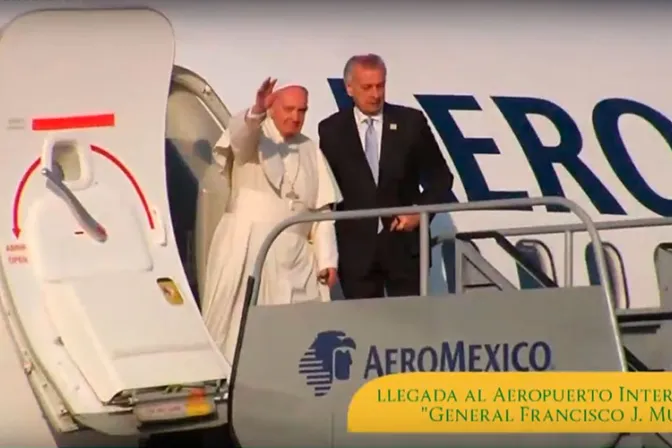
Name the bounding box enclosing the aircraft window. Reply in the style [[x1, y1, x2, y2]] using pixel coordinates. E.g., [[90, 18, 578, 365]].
[[52, 140, 81, 182], [441, 239, 457, 293], [441, 239, 481, 294], [585, 242, 629, 308], [654, 244, 672, 308], [515, 239, 557, 289]]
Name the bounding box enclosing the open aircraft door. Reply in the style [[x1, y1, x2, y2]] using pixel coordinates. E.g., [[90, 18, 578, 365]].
[[229, 198, 631, 448], [0, 8, 231, 445]]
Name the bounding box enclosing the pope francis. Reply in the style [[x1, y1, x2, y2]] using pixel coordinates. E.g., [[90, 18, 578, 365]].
[[201, 78, 343, 363]]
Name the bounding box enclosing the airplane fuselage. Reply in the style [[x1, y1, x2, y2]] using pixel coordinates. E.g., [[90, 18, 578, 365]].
[[0, 2, 670, 447]]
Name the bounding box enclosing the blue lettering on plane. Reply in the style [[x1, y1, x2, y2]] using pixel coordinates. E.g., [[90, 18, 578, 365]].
[[326, 78, 672, 216], [363, 340, 552, 379]]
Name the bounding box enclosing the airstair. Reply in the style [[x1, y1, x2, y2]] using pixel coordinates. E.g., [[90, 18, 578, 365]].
[[226, 196, 672, 448]]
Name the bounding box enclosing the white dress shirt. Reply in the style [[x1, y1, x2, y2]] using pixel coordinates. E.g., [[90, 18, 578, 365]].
[[354, 107, 384, 232], [354, 107, 383, 162]]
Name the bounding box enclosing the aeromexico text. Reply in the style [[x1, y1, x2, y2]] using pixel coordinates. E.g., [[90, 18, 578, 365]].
[[364, 340, 552, 378], [328, 79, 672, 217]]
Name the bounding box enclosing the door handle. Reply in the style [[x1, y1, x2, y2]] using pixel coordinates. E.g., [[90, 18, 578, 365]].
[[41, 167, 108, 243]]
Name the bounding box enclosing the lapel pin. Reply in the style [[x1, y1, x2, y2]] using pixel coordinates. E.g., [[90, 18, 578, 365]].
[[390, 123, 397, 130]]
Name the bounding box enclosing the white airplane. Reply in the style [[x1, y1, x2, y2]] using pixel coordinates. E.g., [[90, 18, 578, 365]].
[[0, 3, 671, 448]]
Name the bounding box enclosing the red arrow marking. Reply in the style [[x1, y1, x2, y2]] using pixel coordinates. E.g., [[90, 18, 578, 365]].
[[11, 145, 155, 238], [91, 145, 155, 230], [12, 159, 41, 238]]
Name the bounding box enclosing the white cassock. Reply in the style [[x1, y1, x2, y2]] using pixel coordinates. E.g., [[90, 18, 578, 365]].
[[201, 107, 343, 363]]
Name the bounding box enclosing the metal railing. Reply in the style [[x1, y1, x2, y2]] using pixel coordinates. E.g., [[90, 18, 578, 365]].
[[227, 197, 627, 413], [247, 196, 613, 307], [433, 216, 672, 289]]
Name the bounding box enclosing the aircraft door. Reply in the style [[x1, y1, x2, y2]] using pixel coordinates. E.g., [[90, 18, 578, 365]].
[[164, 66, 234, 304], [0, 8, 230, 441]]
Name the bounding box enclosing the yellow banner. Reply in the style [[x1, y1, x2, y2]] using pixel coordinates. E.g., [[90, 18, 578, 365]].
[[347, 372, 672, 433]]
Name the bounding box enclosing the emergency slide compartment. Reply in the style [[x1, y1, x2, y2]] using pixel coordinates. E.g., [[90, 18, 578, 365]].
[[0, 8, 230, 437]]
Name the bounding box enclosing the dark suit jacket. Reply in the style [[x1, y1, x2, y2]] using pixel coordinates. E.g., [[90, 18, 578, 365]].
[[318, 103, 455, 276]]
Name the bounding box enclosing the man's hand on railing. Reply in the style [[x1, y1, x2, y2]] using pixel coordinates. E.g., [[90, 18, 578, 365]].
[[390, 214, 420, 232]]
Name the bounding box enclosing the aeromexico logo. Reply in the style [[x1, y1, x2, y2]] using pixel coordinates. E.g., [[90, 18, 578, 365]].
[[298, 331, 356, 397], [298, 330, 553, 397], [326, 78, 672, 217]]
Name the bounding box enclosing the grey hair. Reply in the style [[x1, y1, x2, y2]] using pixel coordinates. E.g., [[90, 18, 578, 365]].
[[343, 53, 387, 83]]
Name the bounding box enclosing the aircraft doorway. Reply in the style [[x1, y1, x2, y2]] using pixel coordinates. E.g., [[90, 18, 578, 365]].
[[164, 66, 233, 306]]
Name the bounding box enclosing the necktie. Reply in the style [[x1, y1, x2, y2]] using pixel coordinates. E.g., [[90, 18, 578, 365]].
[[364, 118, 379, 184], [364, 118, 382, 232]]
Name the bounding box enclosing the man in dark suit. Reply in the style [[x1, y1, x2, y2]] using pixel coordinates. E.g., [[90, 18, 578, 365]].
[[317, 53, 455, 299]]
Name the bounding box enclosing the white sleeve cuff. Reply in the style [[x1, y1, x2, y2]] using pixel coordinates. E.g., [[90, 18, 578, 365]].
[[314, 220, 338, 270], [246, 107, 266, 120]]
